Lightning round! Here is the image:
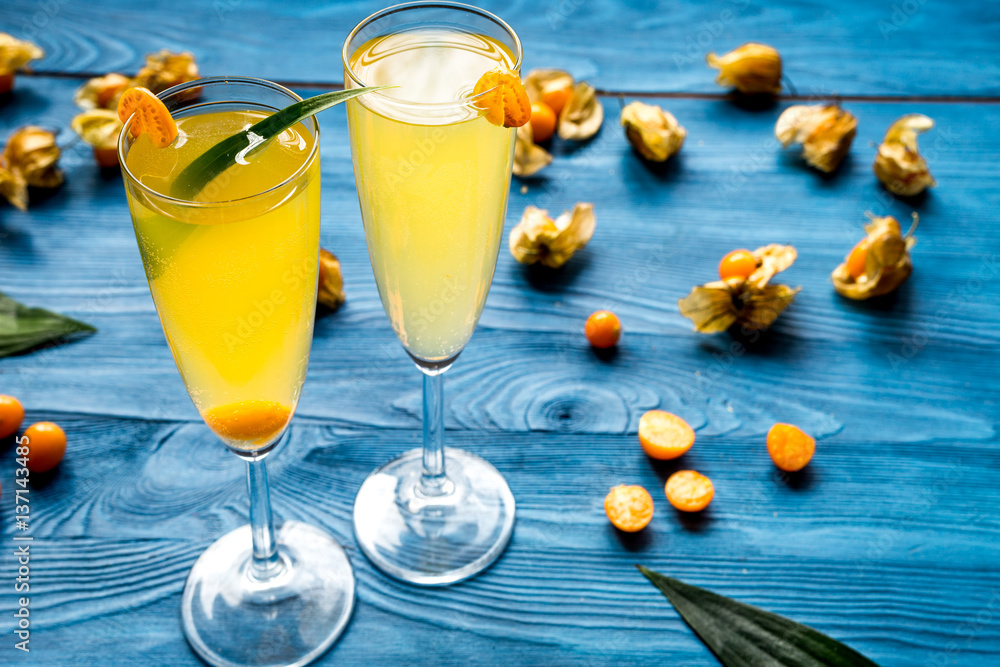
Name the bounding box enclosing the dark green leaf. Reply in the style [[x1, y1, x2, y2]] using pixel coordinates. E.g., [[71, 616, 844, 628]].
[[0, 291, 97, 358], [637, 565, 880, 667], [169, 86, 390, 200]]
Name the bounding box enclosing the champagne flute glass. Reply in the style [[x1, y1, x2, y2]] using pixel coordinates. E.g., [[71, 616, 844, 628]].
[[119, 77, 354, 667], [343, 2, 520, 585]]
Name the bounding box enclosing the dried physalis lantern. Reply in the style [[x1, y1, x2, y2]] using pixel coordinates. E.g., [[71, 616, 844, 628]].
[[317, 248, 346, 311], [678, 244, 800, 333], [558, 81, 603, 141], [509, 203, 595, 268], [832, 214, 917, 300], [74, 73, 132, 110], [873, 114, 936, 197], [132, 50, 200, 94], [513, 123, 553, 177], [0, 126, 63, 211], [620, 101, 686, 162], [0, 33, 44, 94], [775, 104, 857, 173], [706, 43, 782, 95], [71, 110, 123, 168]]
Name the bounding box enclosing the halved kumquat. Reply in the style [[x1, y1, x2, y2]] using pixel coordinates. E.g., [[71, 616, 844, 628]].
[[605, 484, 654, 532], [665, 470, 714, 512], [638, 410, 694, 460], [117, 86, 177, 147]]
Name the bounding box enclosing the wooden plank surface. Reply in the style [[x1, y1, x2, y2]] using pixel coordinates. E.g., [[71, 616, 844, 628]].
[[2, 4, 1000, 666], [1, 0, 999, 96]]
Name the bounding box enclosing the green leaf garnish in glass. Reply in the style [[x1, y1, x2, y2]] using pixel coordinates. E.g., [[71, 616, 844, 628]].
[[169, 86, 390, 201], [637, 565, 880, 667], [0, 291, 97, 358]]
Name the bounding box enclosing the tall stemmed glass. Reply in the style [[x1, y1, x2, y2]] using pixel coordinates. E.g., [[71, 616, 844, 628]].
[[343, 2, 520, 585], [119, 77, 354, 667]]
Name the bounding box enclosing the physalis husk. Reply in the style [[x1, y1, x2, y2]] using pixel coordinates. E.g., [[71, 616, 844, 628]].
[[706, 43, 782, 95], [873, 115, 936, 197], [513, 122, 553, 177], [620, 101, 686, 162], [0, 126, 63, 211], [775, 104, 857, 173], [678, 244, 800, 333], [832, 214, 917, 300], [509, 203, 596, 268]]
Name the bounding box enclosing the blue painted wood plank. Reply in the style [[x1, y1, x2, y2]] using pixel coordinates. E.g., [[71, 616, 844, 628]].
[[2, 72, 1000, 665], [1, 0, 998, 96]]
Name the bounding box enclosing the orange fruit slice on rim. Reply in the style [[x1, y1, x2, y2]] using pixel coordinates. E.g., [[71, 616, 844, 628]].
[[473, 67, 530, 128], [117, 86, 178, 148]]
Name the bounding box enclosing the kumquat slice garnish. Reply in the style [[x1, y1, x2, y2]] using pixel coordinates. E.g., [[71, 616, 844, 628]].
[[473, 67, 531, 128], [117, 86, 178, 147]]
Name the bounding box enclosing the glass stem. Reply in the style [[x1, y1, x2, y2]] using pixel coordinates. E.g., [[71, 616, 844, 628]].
[[419, 370, 451, 496], [246, 456, 283, 580]]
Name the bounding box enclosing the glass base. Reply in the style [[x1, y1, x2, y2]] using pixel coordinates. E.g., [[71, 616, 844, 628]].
[[353, 447, 515, 586], [181, 521, 355, 667]]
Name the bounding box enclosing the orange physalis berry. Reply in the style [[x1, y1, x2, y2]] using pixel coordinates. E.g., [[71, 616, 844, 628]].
[[665, 470, 714, 512], [718, 249, 758, 281], [543, 85, 573, 118], [93, 147, 119, 168], [585, 310, 621, 348], [638, 410, 695, 460], [0, 73, 14, 96], [846, 239, 869, 280], [202, 400, 292, 447], [117, 86, 178, 148], [23, 422, 67, 474], [605, 484, 654, 532], [0, 395, 25, 439], [767, 423, 815, 472], [529, 101, 557, 142], [473, 67, 530, 128]]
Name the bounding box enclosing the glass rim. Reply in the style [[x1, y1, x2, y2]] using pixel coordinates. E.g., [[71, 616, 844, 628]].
[[341, 1, 523, 111], [117, 76, 320, 208]]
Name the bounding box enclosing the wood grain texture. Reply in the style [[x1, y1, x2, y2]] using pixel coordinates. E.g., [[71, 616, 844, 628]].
[[1, 11, 1000, 665], [1, 0, 999, 96]]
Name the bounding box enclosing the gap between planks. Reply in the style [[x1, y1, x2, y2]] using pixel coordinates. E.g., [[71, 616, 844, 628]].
[[22, 71, 1000, 104]]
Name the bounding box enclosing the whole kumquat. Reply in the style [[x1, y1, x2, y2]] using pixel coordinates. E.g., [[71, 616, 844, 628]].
[[846, 239, 869, 280], [767, 423, 815, 472], [23, 421, 67, 474], [718, 249, 758, 281], [585, 310, 621, 349], [665, 470, 714, 512], [0, 395, 25, 439], [529, 101, 557, 142], [638, 410, 695, 460], [543, 84, 573, 118], [605, 484, 654, 532]]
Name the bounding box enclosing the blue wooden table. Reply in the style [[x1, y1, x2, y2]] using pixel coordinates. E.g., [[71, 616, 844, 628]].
[[2, 1, 999, 665]]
